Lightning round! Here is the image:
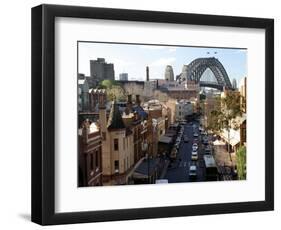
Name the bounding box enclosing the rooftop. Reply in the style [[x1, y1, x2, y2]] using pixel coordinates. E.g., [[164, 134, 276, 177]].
[[107, 101, 126, 130]]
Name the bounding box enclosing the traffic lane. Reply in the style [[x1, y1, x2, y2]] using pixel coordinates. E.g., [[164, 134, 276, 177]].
[[164, 125, 192, 183], [185, 123, 206, 182], [165, 139, 192, 183], [164, 123, 206, 183]]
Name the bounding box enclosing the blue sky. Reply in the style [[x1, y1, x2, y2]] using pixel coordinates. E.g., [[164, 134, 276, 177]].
[[78, 42, 247, 84]]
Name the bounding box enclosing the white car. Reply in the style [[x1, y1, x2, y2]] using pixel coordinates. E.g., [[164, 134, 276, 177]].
[[192, 143, 198, 151], [191, 151, 198, 161], [193, 132, 199, 138], [189, 165, 197, 178]]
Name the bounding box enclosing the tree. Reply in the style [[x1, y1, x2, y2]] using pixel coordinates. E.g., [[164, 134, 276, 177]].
[[236, 146, 246, 180], [107, 85, 126, 101], [206, 91, 242, 161], [220, 91, 242, 161], [97, 80, 126, 101], [99, 79, 120, 89]]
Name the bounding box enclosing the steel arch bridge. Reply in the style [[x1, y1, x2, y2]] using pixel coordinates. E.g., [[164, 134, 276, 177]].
[[177, 57, 233, 90]]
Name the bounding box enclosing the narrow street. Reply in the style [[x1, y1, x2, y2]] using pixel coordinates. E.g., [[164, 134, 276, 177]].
[[164, 121, 206, 183]]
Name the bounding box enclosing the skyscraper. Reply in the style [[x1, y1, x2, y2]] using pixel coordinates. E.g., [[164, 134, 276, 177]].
[[90, 58, 115, 82], [146, 66, 149, 81], [164, 65, 174, 81], [232, 78, 237, 90], [119, 73, 128, 81]]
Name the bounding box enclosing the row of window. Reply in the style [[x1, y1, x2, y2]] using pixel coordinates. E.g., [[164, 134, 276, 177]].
[[113, 137, 130, 151], [88, 149, 100, 171], [114, 157, 130, 172]]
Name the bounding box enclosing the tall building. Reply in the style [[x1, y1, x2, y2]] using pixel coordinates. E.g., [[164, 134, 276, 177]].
[[78, 78, 89, 111], [146, 66, 149, 81], [90, 58, 115, 82], [179, 65, 189, 82], [232, 78, 237, 90], [78, 120, 102, 186], [239, 77, 247, 113], [119, 73, 128, 81], [99, 99, 134, 185], [164, 65, 174, 81], [175, 100, 193, 121]]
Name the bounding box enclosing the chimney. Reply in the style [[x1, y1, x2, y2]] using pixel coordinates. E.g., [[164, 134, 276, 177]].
[[98, 91, 106, 109], [146, 66, 149, 81], [127, 94, 132, 112], [82, 120, 90, 144], [98, 92, 107, 135], [136, 95, 141, 106]]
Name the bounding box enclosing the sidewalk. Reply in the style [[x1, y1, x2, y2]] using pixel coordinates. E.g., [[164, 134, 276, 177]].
[[159, 159, 170, 179], [213, 142, 236, 167]]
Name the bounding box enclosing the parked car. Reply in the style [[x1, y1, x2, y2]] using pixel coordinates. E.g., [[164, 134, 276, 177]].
[[204, 145, 212, 154], [202, 136, 209, 145], [193, 132, 199, 138]]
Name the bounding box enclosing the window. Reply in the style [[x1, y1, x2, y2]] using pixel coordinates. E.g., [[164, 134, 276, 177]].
[[90, 154, 94, 170], [127, 156, 129, 169], [114, 160, 119, 172], [114, 138, 119, 151], [123, 138, 125, 150], [102, 132, 106, 140], [95, 150, 99, 168]]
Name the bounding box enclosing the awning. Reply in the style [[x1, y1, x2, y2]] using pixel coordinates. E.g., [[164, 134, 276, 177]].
[[221, 128, 240, 147]]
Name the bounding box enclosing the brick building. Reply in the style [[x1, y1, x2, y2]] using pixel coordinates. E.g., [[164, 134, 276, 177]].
[[78, 120, 103, 186]]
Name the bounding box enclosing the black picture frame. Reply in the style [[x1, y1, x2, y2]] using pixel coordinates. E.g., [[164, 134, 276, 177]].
[[31, 4, 274, 225]]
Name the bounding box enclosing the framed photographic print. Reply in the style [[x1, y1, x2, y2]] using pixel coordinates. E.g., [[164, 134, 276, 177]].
[[31, 4, 274, 225]]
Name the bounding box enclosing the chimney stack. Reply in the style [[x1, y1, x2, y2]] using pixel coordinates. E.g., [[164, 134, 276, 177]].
[[136, 95, 141, 106], [146, 66, 149, 81], [127, 94, 132, 112], [98, 90, 106, 109]]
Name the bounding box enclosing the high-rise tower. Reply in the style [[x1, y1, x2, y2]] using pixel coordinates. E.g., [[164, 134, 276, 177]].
[[164, 65, 174, 81]]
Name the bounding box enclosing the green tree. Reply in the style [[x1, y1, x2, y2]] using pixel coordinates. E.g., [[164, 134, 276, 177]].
[[236, 146, 246, 180], [107, 85, 126, 101], [206, 91, 242, 161], [99, 79, 120, 89], [220, 91, 242, 160]]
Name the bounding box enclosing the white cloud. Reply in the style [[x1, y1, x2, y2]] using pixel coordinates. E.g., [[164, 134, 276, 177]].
[[150, 57, 176, 66]]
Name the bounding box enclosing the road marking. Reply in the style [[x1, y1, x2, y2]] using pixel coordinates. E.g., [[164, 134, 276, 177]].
[[184, 162, 187, 167]]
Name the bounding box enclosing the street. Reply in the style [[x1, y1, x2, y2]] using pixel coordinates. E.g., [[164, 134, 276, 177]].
[[164, 121, 206, 183]]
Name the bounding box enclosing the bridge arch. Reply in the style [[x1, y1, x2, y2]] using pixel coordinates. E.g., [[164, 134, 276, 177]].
[[177, 57, 233, 90]]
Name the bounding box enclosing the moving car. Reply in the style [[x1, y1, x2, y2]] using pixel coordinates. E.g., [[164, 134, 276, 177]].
[[191, 150, 198, 161], [189, 165, 197, 178], [193, 132, 199, 138], [192, 143, 198, 151]]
